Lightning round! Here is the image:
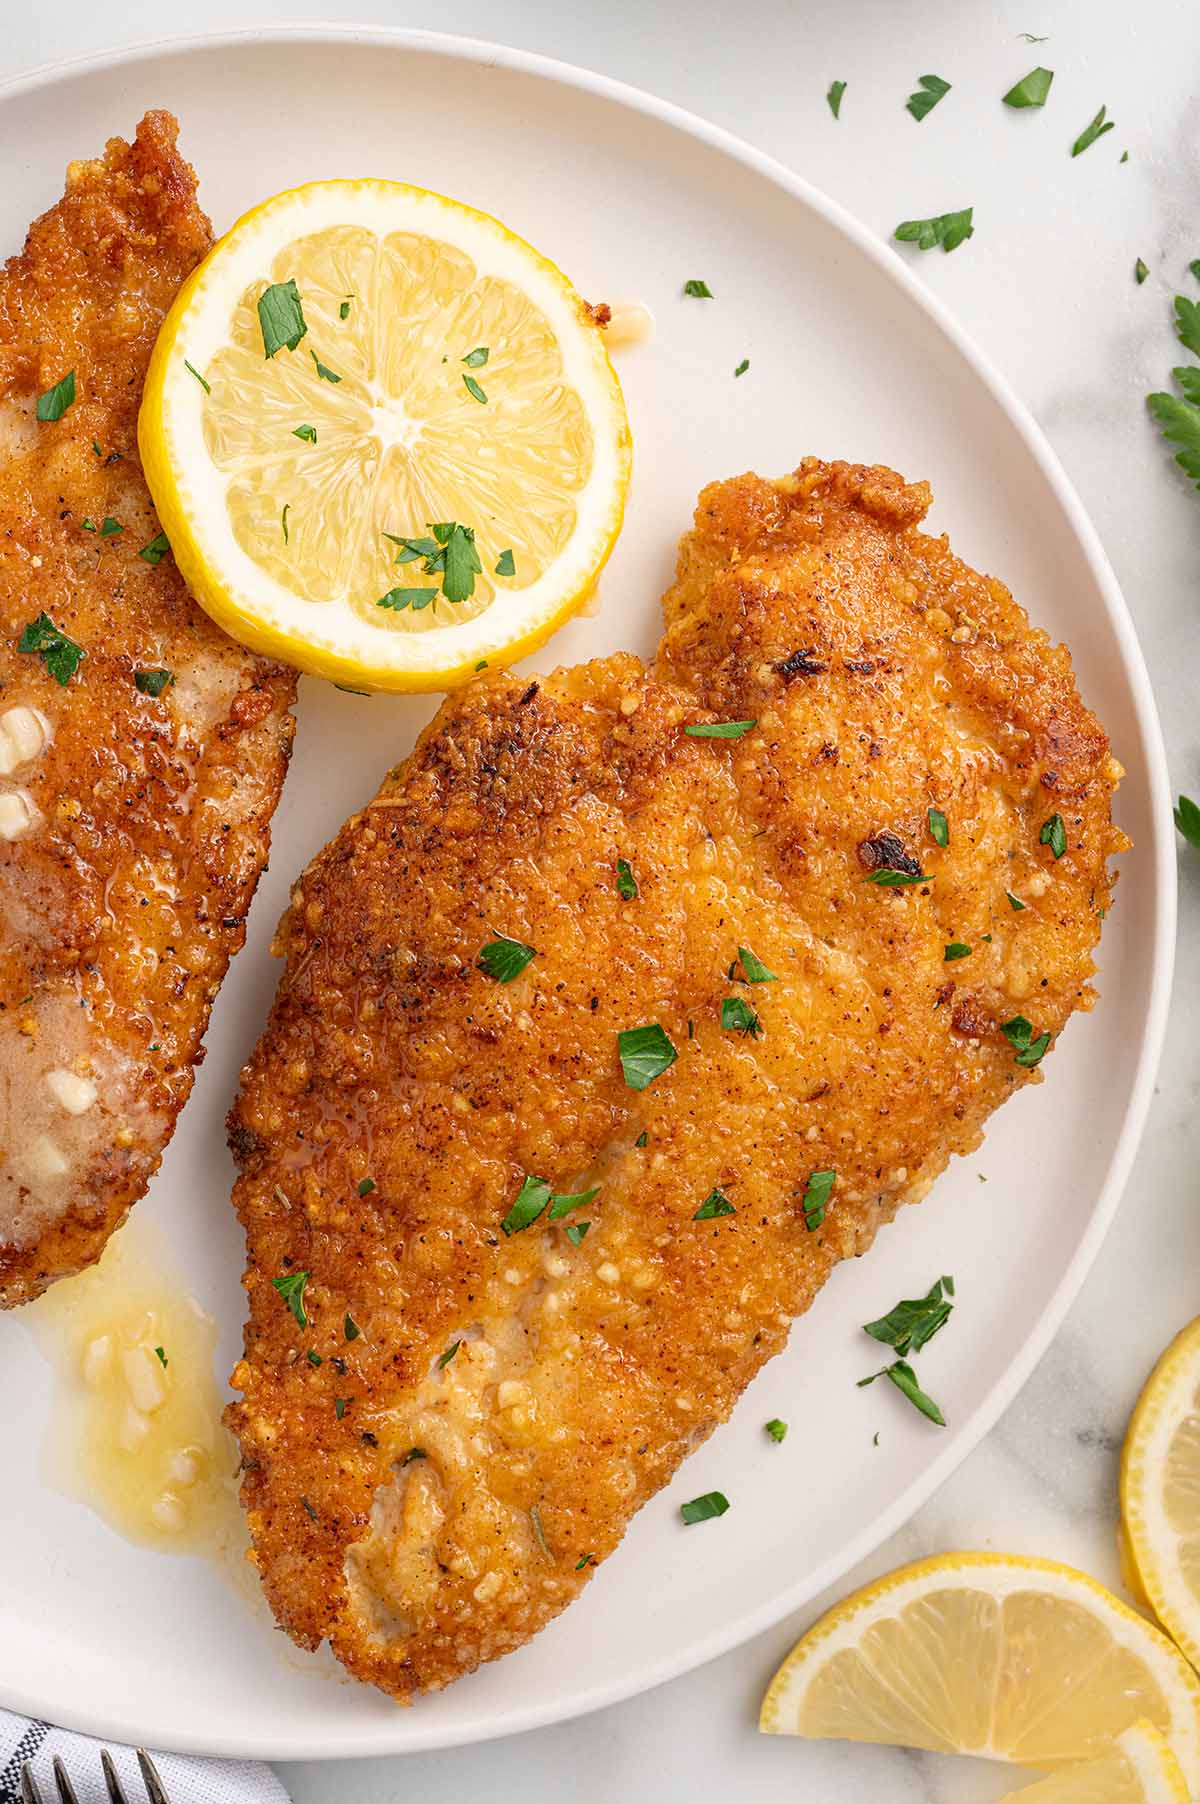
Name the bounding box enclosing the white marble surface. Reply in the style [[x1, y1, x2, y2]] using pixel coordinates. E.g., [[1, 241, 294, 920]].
[[5, 2, 1199, 1797]]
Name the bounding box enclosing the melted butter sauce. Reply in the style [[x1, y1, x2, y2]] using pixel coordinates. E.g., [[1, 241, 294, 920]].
[[28, 1217, 246, 1560]]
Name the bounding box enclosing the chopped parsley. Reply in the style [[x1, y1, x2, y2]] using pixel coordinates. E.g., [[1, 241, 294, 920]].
[[135, 668, 174, 697], [618, 1023, 678, 1090], [858, 1360, 946, 1425], [694, 1188, 735, 1220], [293, 423, 318, 442], [1175, 795, 1200, 847], [463, 346, 489, 367], [437, 1340, 462, 1369], [1018, 32, 1049, 42], [154, 1346, 168, 1368], [720, 996, 762, 1037], [98, 517, 122, 538], [300, 1495, 318, 1521], [634, 1131, 648, 1148], [564, 1222, 590, 1246], [377, 587, 439, 612], [462, 374, 488, 405], [495, 548, 516, 577], [680, 1490, 729, 1524], [340, 298, 352, 320], [894, 208, 974, 253], [478, 934, 536, 982], [335, 1397, 349, 1419], [1071, 105, 1115, 157], [865, 868, 928, 887], [575, 1552, 594, 1570], [307, 1349, 323, 1367], [402, 1447, 426, 1465], [530, 1504, 553, 1560], [138, 533, 171, 566], [906, 74, 951, 123], [928, 807, 949, 847], [1135, 259, 1149, 286], [801, 1168, 836, 1232], [184, 359, 211, 393], [272, 1269, 310, 1328], [684, 719, 756, 739], [827, 79, 846, 119], [1040, 813, 1067, 858], [1002, 66, 1053, 108], [864, 1276, 954, 1356], [385, 522, 482, 603], [765, 1418, 788, 1443], [257, 279, 307, 358], [344, 1312, 360, 1341], [616, 857, 638, 899], [36, 370, 76, 422], [548, 1187, 599, 1220], [734, 358, 749, 378], [1007, 889, 1027, 910], [682, 279, 713, 298], [944, 941, 971, 961], [281, 504, 290, 545], [18, 613, 85, 686], [358, 1178, 376, 1197], [735, 945, 776, 983], [502, 1175, 552, 1236], [310, 350, 342, 383], [1148, 299, 1200, 488], [1001, 1014, 1051, 1068]]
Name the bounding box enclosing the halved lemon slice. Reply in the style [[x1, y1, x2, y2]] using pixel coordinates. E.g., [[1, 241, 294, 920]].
[[1122, 1315, 1200, 1673], [996, 1721, 1189, 1804], [759, 1552, 1200, 1789], [139, 180, 630, 691]]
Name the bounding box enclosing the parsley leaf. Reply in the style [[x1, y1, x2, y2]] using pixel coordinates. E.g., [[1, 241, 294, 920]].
[[682, 279, 714, 298], [495, 548, 516, 577], [376, 587, 439, 612], [1001, 1015, 1052, 1067], [154, 1346, 168, 1368], [858, 1360, 946, 1425], [340, 298, 352, 320], [720, 996, 763, 1036], [906, 74, 951, 123], [344, 1313, 360, 1341], [502, 1175, 552, 1236], [1148, 390, 1200, 488], [138, 532, 171, 566], [437, 1341, 462, 1369], [734, 358, 749, 378], [335, 1397, 348, 1419], [1135, 259, 1149, 286], [765, 1418, 788, 1443], [865, 868, 928, 887], [1040, 813, 1067, 858], [36, 370, 76, 421], [18, 612, 85, 686], [434, 521, 482, 602], [616, 857, 638, 899], [478, 934, 535, 982], [735, 945, 776, 983], [680, 1491, 729, 1524], [271, 1269, 310, 1328], [618, 1023, 678, 1090], [135, 668, 174, 697], [1007, 889, 1027, 910], [311, 350, 341, 383], [1071, 105, 1115, 157], [98, 517, 122, 538], [863, 1276, 954, 1356], [944, 941, 971, 961], [827, 79, 846, 118], [257, 279, 307, 358], [928, 807, 950, 846], [358, 1178, 376, 1197], [1003, 67, 1053, 108], [693, 1188, 735, 1220], [802, 1168, 836, 1232], [1175, 794, 1200, 847], [1175, 296, 1200, 357], [293, 423, 318, 442], [462, 374, 488, 404], [548, 1186, 600, 1222], [281, 504, 290, 546], [463, 346, 489, 368], [894, 208, 974, 253], [184, 359, 211, 394], [564, 1222, 590, 1246], [684, 719, 756, 739]]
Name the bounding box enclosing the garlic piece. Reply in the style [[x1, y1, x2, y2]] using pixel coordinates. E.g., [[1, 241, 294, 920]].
[[45, 1067, 98, 1115], [118, 1404, 151, 1452], [81, 1334, 113, 1389], [0, 706, 50, 773], [150, 1492, 186, 1532], [120, 1345, 166, 1414], [0, 789, 38, 840], [26, 1133, 67, 1182]]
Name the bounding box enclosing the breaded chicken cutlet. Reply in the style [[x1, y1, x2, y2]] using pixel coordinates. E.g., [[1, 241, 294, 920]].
[[0, 113, 297, 1304], [227, 458, 1124, 1699]]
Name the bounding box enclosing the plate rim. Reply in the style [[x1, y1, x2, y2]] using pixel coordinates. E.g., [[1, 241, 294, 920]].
[[0, 21, 1176, 1761]]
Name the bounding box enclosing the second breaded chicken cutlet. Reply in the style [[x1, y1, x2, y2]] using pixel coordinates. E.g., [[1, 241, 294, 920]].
[[0, 113, 297, 1304], [227, 458, 1124, 1699]]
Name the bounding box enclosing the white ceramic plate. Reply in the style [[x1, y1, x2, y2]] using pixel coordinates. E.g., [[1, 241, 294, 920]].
[[0, 26, 1174, 1761]]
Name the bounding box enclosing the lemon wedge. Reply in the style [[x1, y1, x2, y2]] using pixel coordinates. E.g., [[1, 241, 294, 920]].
[[759, 1552, 1200, 1789], [139, 180, 630, 690], [1122, 1315, 1200, 1674], [996, 1721, 1189, 1804]]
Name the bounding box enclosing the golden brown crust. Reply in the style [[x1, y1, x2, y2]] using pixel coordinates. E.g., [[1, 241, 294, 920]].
[[0, 113, 297, 1304], [227, 457, 1122, 1698]]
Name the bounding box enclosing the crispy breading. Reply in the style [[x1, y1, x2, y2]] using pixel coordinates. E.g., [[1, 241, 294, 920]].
[[0, 113, 297, 1304], [227, 458, 1123, 1698]]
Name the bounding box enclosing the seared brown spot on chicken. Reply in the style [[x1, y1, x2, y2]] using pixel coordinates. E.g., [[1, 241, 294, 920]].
[[0, 113, 296, 1304], [226, 457, 1123, 1699]]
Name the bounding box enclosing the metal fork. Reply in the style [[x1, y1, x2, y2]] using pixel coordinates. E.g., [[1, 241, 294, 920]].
[[19, 1747, 170, 1804]]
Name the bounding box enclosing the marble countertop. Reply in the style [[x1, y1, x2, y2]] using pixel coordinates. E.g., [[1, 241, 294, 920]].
[[5, 3, 1198, 1798]]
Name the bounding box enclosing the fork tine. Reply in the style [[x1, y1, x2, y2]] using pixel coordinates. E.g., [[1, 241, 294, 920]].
[[50, 1758, 79, 1804], [19, 1763, 45, 1804], [135, 1750, 170, 1804], [101, 1749, 130, 1804]]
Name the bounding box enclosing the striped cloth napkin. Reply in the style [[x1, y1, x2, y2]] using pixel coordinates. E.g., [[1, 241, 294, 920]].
[[0, 1712, 291, 1803]]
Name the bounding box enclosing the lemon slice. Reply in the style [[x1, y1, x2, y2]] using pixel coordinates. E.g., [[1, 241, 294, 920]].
[[139, 180, 630, 690], [759, 1552, 1200, 1789], [1122, 1315, 1200, 1673], [997, 1722, 1189, 1804]]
